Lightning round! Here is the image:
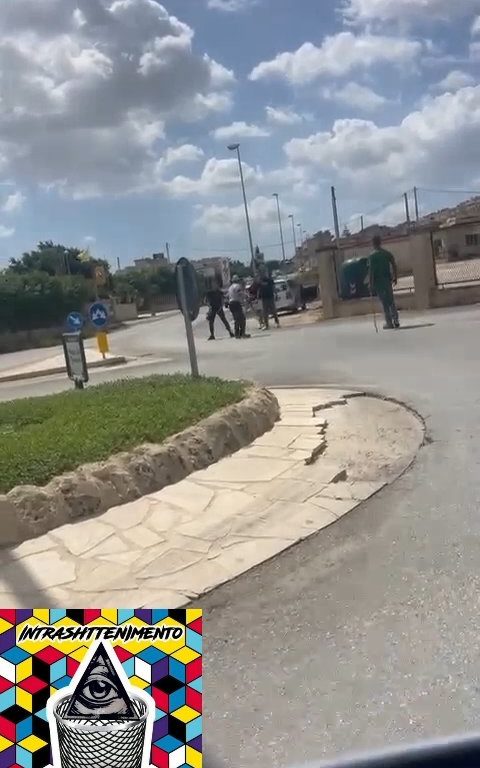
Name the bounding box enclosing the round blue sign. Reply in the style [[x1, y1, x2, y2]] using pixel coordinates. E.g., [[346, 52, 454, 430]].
[[66, 312, 84, 331], [89, 302, 109, 328]]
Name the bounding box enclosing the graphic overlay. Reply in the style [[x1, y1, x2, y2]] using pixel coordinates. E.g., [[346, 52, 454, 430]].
[[0, 610, 202, 768]]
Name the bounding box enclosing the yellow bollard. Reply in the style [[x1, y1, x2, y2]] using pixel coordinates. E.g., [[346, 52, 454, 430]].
[[96, 331, 109, 360]]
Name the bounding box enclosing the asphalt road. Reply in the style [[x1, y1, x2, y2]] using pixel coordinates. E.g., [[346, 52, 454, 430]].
[[2, 305, 480, 768]]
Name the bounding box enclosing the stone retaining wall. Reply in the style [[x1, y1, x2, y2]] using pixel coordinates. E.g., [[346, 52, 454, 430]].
[[0, 387, 280, 547]]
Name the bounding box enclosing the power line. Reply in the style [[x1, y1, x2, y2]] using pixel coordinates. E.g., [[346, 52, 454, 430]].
[[190, 238, 296, 254], [417, 187, 480, 196]]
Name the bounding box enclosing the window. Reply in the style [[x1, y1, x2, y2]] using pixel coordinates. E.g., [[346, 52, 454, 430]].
[[465, 233, 480, 246]]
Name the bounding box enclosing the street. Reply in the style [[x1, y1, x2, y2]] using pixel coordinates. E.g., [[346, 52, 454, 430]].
[[2, 306, 480, 767]]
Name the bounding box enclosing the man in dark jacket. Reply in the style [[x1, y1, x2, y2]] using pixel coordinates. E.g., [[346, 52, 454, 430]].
[[258, 271, 280, 330], [205, 277, 234, 340]]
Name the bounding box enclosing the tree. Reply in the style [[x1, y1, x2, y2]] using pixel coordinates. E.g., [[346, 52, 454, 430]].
[[9, 241, 111, 284], [112, 266, 177, 309], [230, 260, 252, 279]]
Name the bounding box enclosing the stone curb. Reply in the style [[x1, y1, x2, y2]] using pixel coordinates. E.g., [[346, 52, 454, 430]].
[[0, 356, 128, 384], [0, 386, 280, 547]]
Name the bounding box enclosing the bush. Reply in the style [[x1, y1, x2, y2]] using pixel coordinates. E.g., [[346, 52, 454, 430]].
[[0, 272, 91, 332], [0, 374, 246, 492]]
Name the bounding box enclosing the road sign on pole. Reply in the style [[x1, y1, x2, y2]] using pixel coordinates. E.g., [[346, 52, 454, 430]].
[[62, 333, 89, 390], [89, 302, 109, 329], [176, 258, 199, 378], [66, 312, 84, 332]]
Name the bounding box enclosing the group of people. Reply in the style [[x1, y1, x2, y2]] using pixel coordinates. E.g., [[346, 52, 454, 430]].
[[205, 269, 280, 340]]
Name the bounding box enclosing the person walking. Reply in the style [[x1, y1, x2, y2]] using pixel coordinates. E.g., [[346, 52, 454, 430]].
[[228, 275, 250, 338], [205, 277, 234, 340], [258, 270, 280, 330], [368, 235, 400, 330]]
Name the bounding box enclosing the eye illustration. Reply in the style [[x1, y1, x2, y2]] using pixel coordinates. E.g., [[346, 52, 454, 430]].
[[64, 643, 137, 720]]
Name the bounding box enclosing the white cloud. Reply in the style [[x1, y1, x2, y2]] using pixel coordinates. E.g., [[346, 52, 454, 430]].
[[285, 85, 480, 196], [163, 144, 205, 166], [0, 0, 235, 197], [84, 235, 96, 243], [434, 70, 475, 91], [163, 157, 260, 197], [207, 0, 258, 11], [0, 225, 15, 238], [470, 42, 480, 61], [265, 106, 304, 125], [1, 191, 26, 213], [343, 0, 480, 24], [211, 121, 270, 140], [321, 82, 388, 111], [473, 15, 480, 34], [249, 33, 422, 85], [194, 195, 294, 236]]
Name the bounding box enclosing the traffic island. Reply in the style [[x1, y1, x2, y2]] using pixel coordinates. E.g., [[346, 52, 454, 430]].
[[0, 376, 279, 546], [0, 388, 423, 608]]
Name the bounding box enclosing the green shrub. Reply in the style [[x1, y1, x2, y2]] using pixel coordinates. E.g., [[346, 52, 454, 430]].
[[0, 375, 246, 492], [0, 272, 90, 332]]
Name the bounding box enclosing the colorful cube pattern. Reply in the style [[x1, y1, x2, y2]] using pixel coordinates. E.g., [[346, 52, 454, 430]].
[[0, 609, 202, 768]]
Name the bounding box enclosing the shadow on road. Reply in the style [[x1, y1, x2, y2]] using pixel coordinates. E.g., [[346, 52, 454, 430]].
[[0, 548, 56, 607], [398, 323, 435, 331]]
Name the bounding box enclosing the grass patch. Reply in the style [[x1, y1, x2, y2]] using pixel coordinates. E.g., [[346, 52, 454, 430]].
[[0, 374, 246, 493]]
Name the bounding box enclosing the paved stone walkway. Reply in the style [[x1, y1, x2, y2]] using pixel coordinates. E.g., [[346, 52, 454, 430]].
[[0, 389, 423, 608]]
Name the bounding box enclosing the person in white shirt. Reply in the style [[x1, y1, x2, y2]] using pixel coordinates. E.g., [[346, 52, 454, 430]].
[[227, 276, 249, 338]]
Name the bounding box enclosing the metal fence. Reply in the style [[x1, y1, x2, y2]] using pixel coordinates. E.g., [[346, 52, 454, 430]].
[[434, 256, 480, 288]]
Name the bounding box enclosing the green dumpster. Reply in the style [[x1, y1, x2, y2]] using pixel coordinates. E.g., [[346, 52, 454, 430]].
[[340, 257, 371, 300]]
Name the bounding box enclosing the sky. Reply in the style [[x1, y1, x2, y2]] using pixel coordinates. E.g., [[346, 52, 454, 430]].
[[1, 0, 480, 269]]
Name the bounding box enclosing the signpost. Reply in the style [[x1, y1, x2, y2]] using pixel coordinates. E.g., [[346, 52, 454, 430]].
[[66, 312, 84, 332], [89, 302, 109, 359], [62, 333, 89, 390], [89, 302, 109, 328], [96, 331, 109, 359], [175, 258, 199, 378]]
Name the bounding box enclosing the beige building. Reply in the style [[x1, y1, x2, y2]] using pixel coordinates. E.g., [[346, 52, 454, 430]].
[[134, 253, 170, 270], [435, 217, 480, 261]]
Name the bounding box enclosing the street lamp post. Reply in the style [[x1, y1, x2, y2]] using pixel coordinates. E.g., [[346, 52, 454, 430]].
[[227, 143, 255, 271], [288, 214, 297, 254], [272, 193, 286, 262], [297, 223, 303, 247]]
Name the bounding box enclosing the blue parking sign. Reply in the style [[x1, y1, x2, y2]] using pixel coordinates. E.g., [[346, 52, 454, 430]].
[[89, 302, 108, 328]]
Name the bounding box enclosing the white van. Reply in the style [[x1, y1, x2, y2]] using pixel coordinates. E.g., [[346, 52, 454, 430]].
[[273, 277, 304, 313]]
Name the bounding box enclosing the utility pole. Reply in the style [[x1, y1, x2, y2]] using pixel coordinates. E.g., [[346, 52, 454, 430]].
[[404, 192, 411, 226], [413, 187, 420, 221], [297, 223, 303, 248], [289, 214, 297, 254], [116, 257, 121, 271], [360, 215, 364, 232], [331, 186, 340, 242], [166, 242, 171, 263], [272, 193, 286, 262]]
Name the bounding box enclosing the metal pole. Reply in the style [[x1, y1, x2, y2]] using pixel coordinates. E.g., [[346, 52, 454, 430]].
[[297, 223, 303, 247], [360, 215, 364, 232], [229, 144, 255, 271], [116, 257, 121, 271], [413, 187, 420, 221], [178, 262, 199, 378], [166, 242, 171, 263], [289, 214, 297, 253], [272, 193, 286, 262], [331, 186, 340, 242], [404, 192, 411, 225]]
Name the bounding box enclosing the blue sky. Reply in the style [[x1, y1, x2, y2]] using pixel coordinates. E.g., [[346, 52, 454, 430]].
[[1, 0, 480, 269]]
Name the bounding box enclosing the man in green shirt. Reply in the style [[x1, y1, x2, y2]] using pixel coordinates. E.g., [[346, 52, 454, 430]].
[[368, 235, 400, 329]]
